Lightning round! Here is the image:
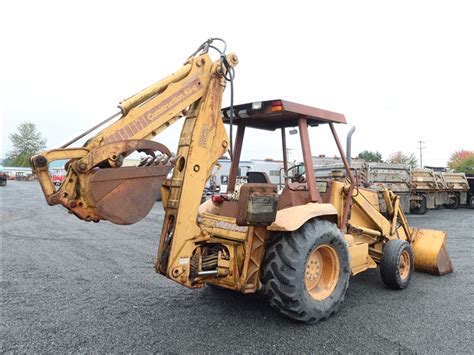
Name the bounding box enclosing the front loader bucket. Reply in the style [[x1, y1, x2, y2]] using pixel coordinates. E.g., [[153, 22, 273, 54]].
[[411, 228, 454, 276]]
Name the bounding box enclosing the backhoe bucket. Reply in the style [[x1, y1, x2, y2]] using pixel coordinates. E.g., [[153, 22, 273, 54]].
[[87, 164, 172, 225], [411, 228, 454, 276]]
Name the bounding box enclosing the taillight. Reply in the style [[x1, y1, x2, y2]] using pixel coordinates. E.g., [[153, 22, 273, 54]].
[[271, 100, 283, 112], [211, 195, 225, 204]]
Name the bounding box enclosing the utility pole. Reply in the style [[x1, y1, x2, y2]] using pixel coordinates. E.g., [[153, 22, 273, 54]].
[[418, 141, 426, 168]]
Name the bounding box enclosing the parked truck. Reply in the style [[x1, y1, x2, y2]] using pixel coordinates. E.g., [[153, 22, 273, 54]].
[[314, 161, 412, 213], [410, 168, 445, 214], [0, 167, 7, 186], [421, 166, 470, 209], [439, 171, 469, 209], [315, 163, 471, 214], [466, 174, 474, 208]]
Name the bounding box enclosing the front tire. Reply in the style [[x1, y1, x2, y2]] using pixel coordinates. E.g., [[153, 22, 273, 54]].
[[380, 239, 414, 290], [262, 219, 350, 324]]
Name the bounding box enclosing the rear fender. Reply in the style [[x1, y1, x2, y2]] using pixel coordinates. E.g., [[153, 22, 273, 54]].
[[267, 203, 338, 232]]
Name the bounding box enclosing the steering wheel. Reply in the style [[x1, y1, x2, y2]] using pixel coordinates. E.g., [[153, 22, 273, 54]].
[[285, 165, 306, 182]]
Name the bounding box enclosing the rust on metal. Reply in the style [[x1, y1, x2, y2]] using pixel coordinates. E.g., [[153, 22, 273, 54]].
[[236, 183, 278, 226], [281, 128, 289, 187], [79, 140, 172, 171], [298, 118, 320, 202], [30, 35, 454, 326], [277, 185, 311, 209], [222, 99, 346, 130], [227, 124, 245, 194], [33, 138, 173, 224], [89, 164, 172, 225], [240, 226, 267, 292], [329, 122, 356, 229]]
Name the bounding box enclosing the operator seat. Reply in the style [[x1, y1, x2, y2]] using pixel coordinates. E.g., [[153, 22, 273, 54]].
[[246, 171, 271, 184]]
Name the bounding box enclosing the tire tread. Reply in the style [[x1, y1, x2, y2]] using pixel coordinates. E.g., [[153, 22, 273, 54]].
[[262, 219, 350, 324], [380, 239, 414, 289]]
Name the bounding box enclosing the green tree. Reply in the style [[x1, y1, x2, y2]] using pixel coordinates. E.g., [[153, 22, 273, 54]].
[[4, 123, 46, 167], [448, 150, 474, 174], [387, 151, 418, 168], [357, 150, 383, 162]]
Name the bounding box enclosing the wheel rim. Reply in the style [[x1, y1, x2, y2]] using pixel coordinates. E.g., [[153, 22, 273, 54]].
[[399, 250, 410, 280], [305, 245, 340, 301]]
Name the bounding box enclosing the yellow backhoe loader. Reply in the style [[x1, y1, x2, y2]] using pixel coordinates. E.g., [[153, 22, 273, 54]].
[[31, 39, 453, 324]]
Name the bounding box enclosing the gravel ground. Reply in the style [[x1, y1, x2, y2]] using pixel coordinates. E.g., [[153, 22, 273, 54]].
[[1, 181, 473, 353]]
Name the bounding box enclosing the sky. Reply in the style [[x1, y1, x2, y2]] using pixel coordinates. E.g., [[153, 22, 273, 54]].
[[1, 0, 473, 167]]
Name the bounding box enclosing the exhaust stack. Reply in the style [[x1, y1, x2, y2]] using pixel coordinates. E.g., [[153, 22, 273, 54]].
[[346, 126, 356, 164]]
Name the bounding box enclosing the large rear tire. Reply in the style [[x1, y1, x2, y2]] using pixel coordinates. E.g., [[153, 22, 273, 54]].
[[380, 239, 414, 290], [262, 219, 350, 324]]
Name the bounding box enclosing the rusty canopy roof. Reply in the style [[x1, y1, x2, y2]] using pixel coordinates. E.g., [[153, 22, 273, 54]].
[[221, 99, 346, 130]]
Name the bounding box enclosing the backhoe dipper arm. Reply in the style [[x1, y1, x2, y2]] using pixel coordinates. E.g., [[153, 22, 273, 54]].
[[155, 54, 239, 285], [31, 46, 238, 229]]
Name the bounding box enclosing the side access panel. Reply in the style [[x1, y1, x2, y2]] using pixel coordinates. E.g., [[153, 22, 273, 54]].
[[345, 234, 377, 275]]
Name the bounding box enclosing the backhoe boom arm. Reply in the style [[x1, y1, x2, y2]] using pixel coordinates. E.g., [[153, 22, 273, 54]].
[[31, 47, 238, 229]]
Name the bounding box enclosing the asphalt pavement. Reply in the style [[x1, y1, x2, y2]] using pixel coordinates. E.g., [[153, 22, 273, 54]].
[[1, 181, 473, 353]]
